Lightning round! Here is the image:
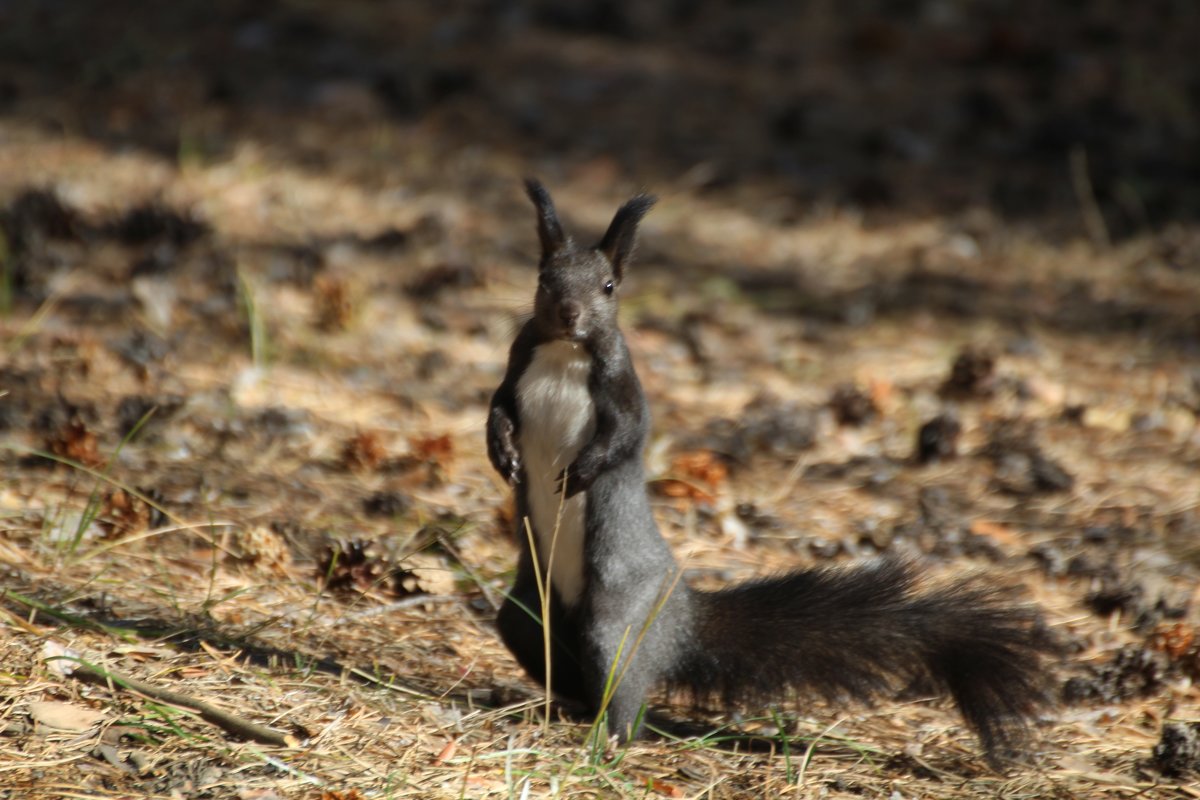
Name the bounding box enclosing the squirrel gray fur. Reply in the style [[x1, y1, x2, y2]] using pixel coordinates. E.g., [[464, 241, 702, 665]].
[[486, 179, 1053, 759]]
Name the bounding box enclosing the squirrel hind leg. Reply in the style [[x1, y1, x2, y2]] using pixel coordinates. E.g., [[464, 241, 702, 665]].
[[496, 579, 589, 704], [586, 659, 656, 743]]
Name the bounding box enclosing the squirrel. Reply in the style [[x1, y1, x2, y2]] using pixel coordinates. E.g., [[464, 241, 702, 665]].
[[486, 179, 1053, 760]]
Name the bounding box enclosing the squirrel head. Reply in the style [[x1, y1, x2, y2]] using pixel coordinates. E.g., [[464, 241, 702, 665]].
[[524, 178, 656, 345]]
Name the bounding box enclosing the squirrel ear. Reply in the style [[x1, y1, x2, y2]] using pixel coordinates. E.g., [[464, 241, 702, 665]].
[[524, 178, 567, 258], [598, 193, 656, 281]]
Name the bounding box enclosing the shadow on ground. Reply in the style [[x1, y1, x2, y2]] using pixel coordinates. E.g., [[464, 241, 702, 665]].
[[2, 0, 1198, 238]]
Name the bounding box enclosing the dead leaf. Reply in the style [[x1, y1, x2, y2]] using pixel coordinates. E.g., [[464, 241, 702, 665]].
[[341, 431, 387, 471], [405, 551, 456, 596], [671, 450, 728, 488], [47, 419, 102, 467], [869, 376, 895, 412], [175, 666, 211, 678], [239, 790, 287, 800], [29, 700, 105, 732], [432, 737, 458, 765], [654, 478, 716, 505], [968, 519, 1020, 547], [1148, 622, 1196, 660], [318, 790, 363, 800], [648, 777, 684, 797], [656, 451, 727, 504], [411, 433, 454, 464]]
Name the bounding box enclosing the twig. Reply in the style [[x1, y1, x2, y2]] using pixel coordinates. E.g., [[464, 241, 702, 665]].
[[338, 592, 460, 621], [64, 659, 298, 747]]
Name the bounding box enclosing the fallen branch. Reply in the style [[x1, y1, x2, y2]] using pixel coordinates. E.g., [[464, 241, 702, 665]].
[[62, 659, 298, 748]]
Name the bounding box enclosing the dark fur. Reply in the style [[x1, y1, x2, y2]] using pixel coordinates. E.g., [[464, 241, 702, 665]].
[[680, 559, 1049, 755], [489, 180, 1053, 758]]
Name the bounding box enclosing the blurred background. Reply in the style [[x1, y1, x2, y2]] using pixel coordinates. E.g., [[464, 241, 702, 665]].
[[3, 0, 1199, 237]]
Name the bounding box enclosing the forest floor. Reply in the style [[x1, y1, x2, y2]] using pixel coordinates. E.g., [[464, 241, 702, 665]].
[[2, 2, 1200, 798]]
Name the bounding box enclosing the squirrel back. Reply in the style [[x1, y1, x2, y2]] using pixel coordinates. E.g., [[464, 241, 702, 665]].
[[487, 180, 1055, 761]]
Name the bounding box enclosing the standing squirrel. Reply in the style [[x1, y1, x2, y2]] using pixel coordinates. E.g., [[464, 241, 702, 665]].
[[487, 180, 1052, 759]]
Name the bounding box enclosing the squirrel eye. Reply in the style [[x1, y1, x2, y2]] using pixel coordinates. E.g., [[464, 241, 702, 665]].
[[604, 280, 615, 295]]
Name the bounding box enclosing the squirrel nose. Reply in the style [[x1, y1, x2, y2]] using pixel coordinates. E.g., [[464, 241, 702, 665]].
[[559, 301, 582, 327]]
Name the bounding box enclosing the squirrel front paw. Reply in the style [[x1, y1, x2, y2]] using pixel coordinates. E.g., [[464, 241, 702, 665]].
[[497, 449, 522, 485], [487, 412, 522, 485]]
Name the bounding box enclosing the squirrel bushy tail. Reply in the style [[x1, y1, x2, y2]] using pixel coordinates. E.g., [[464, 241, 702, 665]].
[[673, 558, 1051, 757]]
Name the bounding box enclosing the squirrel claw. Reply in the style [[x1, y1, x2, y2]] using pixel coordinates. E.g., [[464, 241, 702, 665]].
[[504, 455, 521, 485]]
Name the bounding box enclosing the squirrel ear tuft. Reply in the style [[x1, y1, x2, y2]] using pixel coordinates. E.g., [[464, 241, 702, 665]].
[[524, 178, 567, 258], [598, 193, 656, 282]]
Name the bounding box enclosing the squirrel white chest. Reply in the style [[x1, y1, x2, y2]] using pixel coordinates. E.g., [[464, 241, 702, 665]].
[[516, 340, 595, 608]]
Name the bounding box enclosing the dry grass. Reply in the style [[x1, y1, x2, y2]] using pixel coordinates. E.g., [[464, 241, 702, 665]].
[[2, 132, 1198, 797]]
